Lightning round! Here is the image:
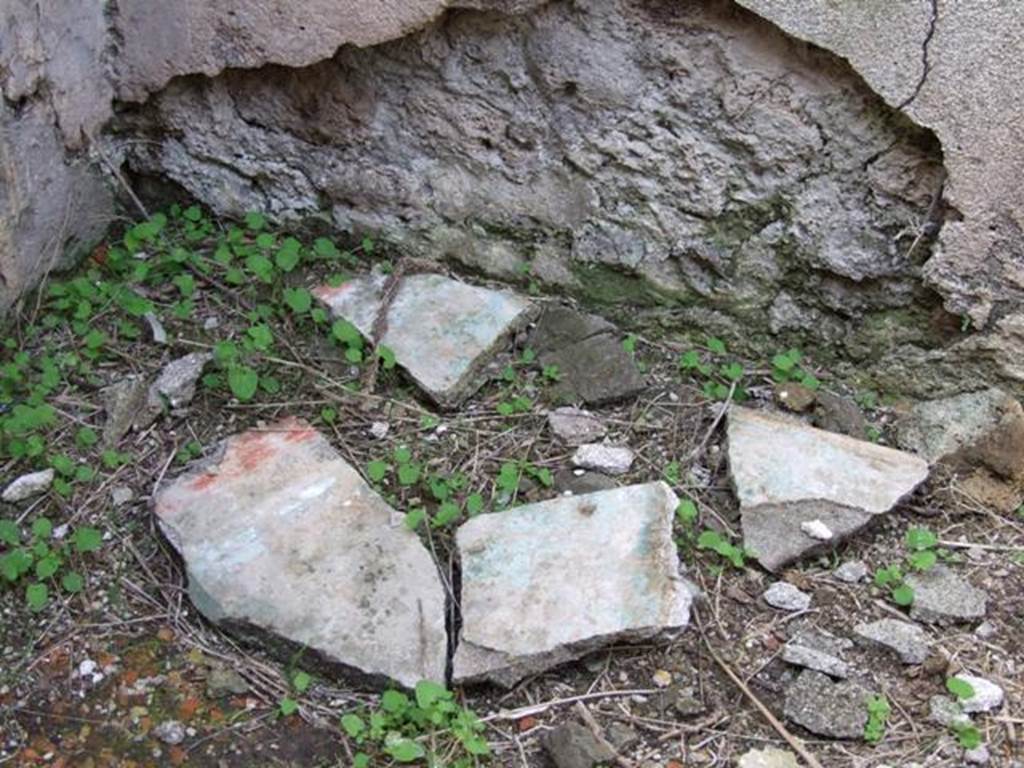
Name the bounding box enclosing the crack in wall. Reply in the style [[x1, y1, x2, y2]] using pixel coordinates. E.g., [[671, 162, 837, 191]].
[[897, 0, 939, 111]]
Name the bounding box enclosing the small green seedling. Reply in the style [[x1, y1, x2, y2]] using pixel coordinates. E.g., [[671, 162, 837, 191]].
[[863, 695, 891, 743], [341, 680, 489, 766], [696, 529, 746, 569], [1, 517, 101, 611]]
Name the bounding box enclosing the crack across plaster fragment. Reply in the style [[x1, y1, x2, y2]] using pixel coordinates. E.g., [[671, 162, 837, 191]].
[[897, 0, 939, 111]]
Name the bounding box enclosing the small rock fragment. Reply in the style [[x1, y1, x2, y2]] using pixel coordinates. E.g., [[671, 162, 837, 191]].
[[605, 723, 638, 751], [774, 382, 816, 412], [153, 720, 185, 745], [738, 747, 800, 768], [799, 519, 832, 540], [854, 618, 930, 664], [952, 674, 1004, 713], [542, 722, 614, 768], [764, 582, 811, 612], [548, 407, 607, 445], [206, 666, 248, 698], [651, 669, 672, 688], [102, 375, 152, 445], [974, 620, 997, 639], [149, 352, 212, 409], [369, 421, 389, 440], [554, 469, 618, 496], [929, 695, 970, 728], [904, 566, 987, 624], [783, 670, 871, 739], [2, 468, 54, 502], [965, 745, 991, 765], [833, 560, 868, 583], [813, 392, 868, 438], [571, 444, 635, 475], [144, 312, 168, 344], [782, 628, 852, 678], [111, 486, 134, 507]]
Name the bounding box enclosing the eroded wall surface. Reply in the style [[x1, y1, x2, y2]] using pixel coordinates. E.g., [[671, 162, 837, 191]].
[[1, 0, 1021, 394]]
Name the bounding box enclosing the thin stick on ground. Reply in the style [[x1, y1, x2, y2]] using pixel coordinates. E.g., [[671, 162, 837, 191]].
[[695, 609, 825, 768]]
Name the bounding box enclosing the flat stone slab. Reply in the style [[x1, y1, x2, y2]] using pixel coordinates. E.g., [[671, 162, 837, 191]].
[[453, 482, 691, 686], [728, 407, 929, 571], [783, 670, 871, 739], [782, 627, 853, 678], [315, 272, 533, 408], [905, 565, 988, 624], [854, 618, 930, 664], [528, 306, 645, 406], [154, 418, 447, 688]]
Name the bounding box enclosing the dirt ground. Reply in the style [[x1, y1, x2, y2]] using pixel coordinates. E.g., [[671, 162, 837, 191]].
[[1, 209, 1021, 767]]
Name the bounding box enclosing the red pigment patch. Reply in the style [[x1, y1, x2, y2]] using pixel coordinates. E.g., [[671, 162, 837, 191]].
[[311, 283, 351, 302], [284, 427, 316, 443], [189, 473, 219, 492], [232, 434, 278, 473]]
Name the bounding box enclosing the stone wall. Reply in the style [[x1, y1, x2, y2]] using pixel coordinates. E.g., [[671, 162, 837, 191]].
[[123, 0, 955, 390], [1, 0, 1021, 395]]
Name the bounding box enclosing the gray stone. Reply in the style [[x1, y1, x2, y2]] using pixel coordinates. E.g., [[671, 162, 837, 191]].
[[571, 444, 635, 476], [929, 695, 970, 728], [605, 723, 639, 752], [154, 418, 448, 688], [452, 482, 691, 686], [965, 746, 991, 765], [529, 308, 645, 406], [782, 628, 852, 678], [315, 273, 532, 408], [898, 389, 1024, 481], [2, 469, 54, 502], [854, 619, 930, 665], [952, 674, 1004, 714], [813, 392, 868, 439], [763, 582, 811, 612], [111, 486, 134, 507], [148, 352, 212, 410], [833, 560, 869, 583], [548, 407, 607, 446], [728, 407, 929, 571], [145, 312, 168, 345], [101, 376, 152, 446], [553, 470, 618, 496], [153, 720, 185, 745], [783, 670, 871, 739], [738, 748, 800, 768], [205, 666, 249, 698], [529, 307, 616, 356], [542, 722, 614, 768], [904, 566, 987, 624]]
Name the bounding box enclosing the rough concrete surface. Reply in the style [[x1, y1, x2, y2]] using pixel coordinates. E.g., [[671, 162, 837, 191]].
[[736, 0, 1024, 387], [3, 0, 1023, 401], [153, 418, 448, 687]]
